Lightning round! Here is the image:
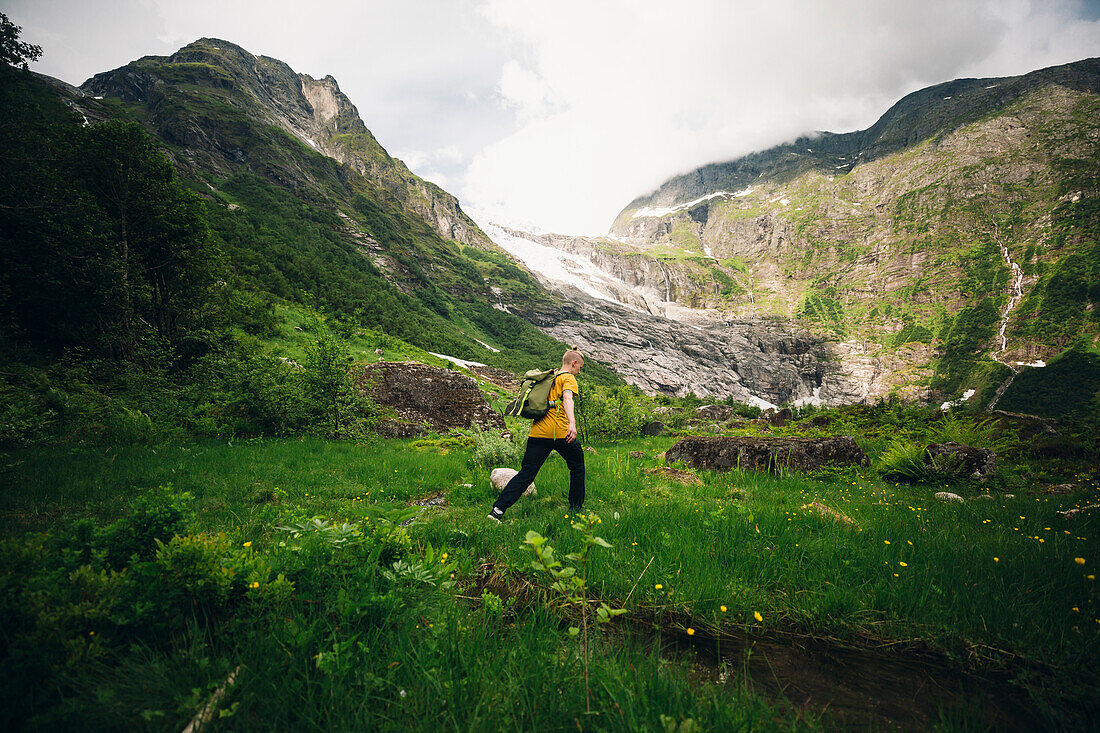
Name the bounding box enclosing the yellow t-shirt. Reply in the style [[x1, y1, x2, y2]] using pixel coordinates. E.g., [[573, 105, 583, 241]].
[[528, 371, 579, 439]]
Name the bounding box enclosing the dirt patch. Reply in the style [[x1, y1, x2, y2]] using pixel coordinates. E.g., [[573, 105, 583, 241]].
[[464, 566, 1045, 730], [648, 620, 1044, 731]]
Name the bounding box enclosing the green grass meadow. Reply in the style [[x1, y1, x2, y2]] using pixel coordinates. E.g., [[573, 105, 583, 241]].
[[2, 428, 1098, 730]]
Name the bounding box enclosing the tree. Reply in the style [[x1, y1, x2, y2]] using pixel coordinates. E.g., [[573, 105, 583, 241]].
[[78, 120, 220, 355], [0, 13, 42, 70]]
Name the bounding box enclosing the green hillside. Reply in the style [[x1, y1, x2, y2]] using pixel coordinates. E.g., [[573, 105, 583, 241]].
[[0, 49, 620, 448], [600, 58, 1100, 412]]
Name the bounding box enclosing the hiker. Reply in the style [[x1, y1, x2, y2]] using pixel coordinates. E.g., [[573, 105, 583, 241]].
[[488, 350, 585, 522]]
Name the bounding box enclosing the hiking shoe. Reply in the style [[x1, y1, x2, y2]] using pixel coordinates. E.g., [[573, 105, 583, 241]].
[[487, 508, 504, 523]]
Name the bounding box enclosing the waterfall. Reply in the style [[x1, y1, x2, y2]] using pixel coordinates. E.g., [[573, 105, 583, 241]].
[[986, 223, 1026, 412]]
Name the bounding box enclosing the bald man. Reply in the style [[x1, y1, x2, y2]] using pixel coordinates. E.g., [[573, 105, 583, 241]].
[[488, 350, 585, 522]]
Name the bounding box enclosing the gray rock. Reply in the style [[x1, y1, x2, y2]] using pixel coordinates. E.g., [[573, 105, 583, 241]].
[[696, 404, 735, 420], [767, 407, 794, 426], [665, 435, 867, 474], [924, 442, 997, 480], [641, 420, 667, 436], [629, 451, 645, 459], [352, 361, 504, 437], [934, 492, 965, 502], [490, 467, 537, 497]]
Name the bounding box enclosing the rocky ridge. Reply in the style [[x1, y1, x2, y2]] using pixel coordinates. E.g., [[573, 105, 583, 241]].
[[497, 58, 1100, 406], [80, 38, 489, 250]]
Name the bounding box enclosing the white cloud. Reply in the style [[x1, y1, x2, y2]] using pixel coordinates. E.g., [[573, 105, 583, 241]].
[[11, 0, 1100, 235], [463, 0, 1100, 234]]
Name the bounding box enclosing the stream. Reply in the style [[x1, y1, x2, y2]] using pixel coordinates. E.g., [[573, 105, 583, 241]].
[[986, 230, 1026, 412]]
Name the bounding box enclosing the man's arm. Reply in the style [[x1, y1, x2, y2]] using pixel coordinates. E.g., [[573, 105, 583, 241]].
[[562, 390, 577, 442]]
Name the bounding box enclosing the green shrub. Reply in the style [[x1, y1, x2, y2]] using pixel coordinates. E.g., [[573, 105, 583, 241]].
[[876, 438, 968, 483], [578, 386, 655, 440], [152, 532, 235, 612], [463, 422, 524, 467], [95, 486, 195, 570], [929, 413, 1016, 452], [99, 405, 155, 446]]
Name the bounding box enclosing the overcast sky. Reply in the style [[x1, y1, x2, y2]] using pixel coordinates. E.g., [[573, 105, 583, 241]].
[[10, 0, 1100, 234]]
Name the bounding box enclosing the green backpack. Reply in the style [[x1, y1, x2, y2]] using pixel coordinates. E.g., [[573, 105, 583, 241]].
[[504, 369, 565, 419]]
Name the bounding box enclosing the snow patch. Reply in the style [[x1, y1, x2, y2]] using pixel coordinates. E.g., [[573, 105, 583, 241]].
[[940, 388, 976, 411], [476, 221, 640, 307], [780, 198, 790, 206], [943, 96, 952, 100], [632, 187, 754, 219], [794, 387, 822, 408], [747, 394, 779, 411], [475, 339, 500, 353], [1015, 360, 1045, 368], [985, 84, 999, 89], [428, 352, 487, 369]]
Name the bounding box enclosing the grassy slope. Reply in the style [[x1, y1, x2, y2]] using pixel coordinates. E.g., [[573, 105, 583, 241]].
[[3, 418, 1097, 729]]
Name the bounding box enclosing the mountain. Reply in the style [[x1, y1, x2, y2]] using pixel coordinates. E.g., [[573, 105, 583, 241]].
[[81, 38, 487, 250], [54, 38, 610, 380], [524, 58, 1100, 409], [63, 37, 849, 404]]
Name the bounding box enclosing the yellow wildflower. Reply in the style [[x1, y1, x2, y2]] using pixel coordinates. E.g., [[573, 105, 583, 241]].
[[1075, 557, 1086, 565], [655, 584, 663, 590], [899, 561, 908, 567], [754, 611, 763, 622], [720, 605, 727, 612], [994, 557, 1000, 562], [687, 628, 695, 636], [243, 541, 252, 548], [883, 540, 890, 545]]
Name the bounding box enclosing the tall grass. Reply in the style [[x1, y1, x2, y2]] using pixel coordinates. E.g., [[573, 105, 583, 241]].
[[2, 428, 1097, 729]]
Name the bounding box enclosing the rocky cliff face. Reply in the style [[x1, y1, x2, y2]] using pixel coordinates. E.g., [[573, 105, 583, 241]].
[[489, 224, 922, 406], [529, 58, 1100, 406], [81, 38, 490, 249]]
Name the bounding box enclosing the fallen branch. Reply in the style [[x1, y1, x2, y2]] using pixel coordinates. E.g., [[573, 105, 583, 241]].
[[181, 665, 242, 733]]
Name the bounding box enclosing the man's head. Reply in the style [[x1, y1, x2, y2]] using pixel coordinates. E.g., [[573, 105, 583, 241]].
[[562, 349, 584, 375]]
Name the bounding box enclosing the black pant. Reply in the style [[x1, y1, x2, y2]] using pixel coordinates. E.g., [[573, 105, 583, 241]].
[[493, 437, 585, 514]]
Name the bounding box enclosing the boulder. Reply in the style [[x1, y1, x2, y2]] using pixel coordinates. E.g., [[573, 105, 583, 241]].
[[766, 408, 794, 426], [629, 450, 645, 459], [1057, 503, 1099, 520], [490, 467, 537, 497], [934, 492, 965, 502], [641, 420, 667, 436], [924, 442, 997, 480], [695, 404, 735, 420], [352, 362, 505, 437], [665, 436, 867, 474]]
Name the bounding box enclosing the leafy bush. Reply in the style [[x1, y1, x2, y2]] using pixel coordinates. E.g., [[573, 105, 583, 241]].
[[95, 485, 195, 570], [463, 422, 524, 468], [877, 438, 969, 483], [578, 386, 655, 440], [929, 413, 1016, 452], [876, 439, 931, 482]]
